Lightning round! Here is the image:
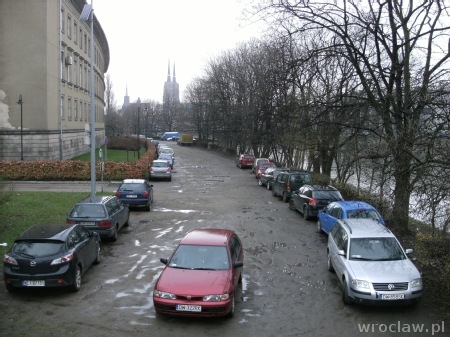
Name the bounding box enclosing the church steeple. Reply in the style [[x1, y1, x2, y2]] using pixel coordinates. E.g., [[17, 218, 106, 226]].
[[167, 60, 171, 82], [173, 62, 176, 82]]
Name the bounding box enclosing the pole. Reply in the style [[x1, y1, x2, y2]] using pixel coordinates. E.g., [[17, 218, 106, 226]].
[[137, 106, 140, 159], [89, 0, 96, 201], [17, 95, 24, 160]]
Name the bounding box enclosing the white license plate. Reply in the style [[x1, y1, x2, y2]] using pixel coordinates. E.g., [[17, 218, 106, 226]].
[[126, 195, 138, 198], [380, 293, 405, 300], [176, 304, 202, 312], [23, 280, 45, 287], [80, 222, 95, 226]]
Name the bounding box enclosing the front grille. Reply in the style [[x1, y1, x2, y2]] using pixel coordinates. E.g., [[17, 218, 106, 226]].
[[372, 282, 409, 291]]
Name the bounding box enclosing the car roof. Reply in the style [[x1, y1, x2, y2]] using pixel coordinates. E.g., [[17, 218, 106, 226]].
[[122, 179, 146, 184], [180, 228, 236, 246], [303, 184, 338, 191], [18, 224, 76, 240], [331, 200, 376, 210], [77, 195, 116, 204], [338, 218, 392, 238]]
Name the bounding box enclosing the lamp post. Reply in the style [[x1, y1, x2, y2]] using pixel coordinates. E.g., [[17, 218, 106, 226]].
[[137, 105, 140, 159], [17, 95, 24, 160], [80, 1, 96, 201]]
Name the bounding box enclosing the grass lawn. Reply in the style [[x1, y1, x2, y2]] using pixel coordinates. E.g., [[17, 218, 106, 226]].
[[0, 191, 108, 249], [71, 146, 147, 162]]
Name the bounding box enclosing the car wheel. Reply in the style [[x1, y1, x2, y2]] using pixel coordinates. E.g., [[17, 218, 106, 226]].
[[288, 199, 296, 210], [227, 296, 235, 318], [272, 189, 277, 197], [124, 215, 130, 227], [317, 220, 322, 233], [94, 241, 101, 264], [342, 279, 352, 305], [282, 192, 289, 202], [146, 201, 151, 212], [70, 265, 82, 292], [111, 225, 119, 241], [267, 182, 271, 190], [327, 251, 334, 272], [5, 284, 15, 292], [303, 206, 310, 220], [258, 179, 263, 186]]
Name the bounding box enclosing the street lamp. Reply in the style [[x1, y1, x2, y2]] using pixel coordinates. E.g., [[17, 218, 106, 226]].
[[17, 94, 24, 160], [80, 1, 96, 201], [137, 105, 140, 159]]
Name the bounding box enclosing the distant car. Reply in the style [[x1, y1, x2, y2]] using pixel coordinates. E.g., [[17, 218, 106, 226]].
[[317, 200, 385, 235], [115, 179, 153, 211], [327, 218, 422, 305], [259, 167, 290, 190], [158, 153, 174, 168], [66, 195, 129, 241], [272, 170, 313, 202], [236, 154, 255, 169], [255, 162, 276, 179], [289, 185, 344, 220], [149, 159, 172, 181], [3, 224, 101, 292], [153, 228, 244, 317], [159, 147, 174, 157], [251, 158, 269, 174]]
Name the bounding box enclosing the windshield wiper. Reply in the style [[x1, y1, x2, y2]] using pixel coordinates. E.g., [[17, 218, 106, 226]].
[[15, 251, 35, 259]]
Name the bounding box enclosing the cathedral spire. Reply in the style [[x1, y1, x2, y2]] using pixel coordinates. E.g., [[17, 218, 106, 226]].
[[167, 60, 171, 82]]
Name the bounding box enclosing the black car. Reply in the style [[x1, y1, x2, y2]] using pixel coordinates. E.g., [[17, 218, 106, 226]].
[[272, 171, 313, 202], [258, 167, 290, 190], [115, 179, 154, 211], [289, 185, 343, 220], [66, 195, 129, 241], [3, 224, 101, 292]]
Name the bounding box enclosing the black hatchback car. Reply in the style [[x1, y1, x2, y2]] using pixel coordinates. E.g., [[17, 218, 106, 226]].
[[67, 195, 129, 241], [289, 185, 343, 220], [3, 224, 101, 292]]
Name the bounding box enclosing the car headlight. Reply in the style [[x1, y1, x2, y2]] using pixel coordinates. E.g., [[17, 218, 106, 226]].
[[411, 278, 423, 288], [351, 279, 370, 289], [154, 290, 176, 299], [203, 294, 229, 302]]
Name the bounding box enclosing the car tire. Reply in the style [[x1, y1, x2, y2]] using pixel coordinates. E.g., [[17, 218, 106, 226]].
[[258, 179, 263, 186], [272, 189, 277, 197], [317, 220, 322, 233], [124, 215, 130, 227], [94, 242, 101, 265], [303, 206, 310, 220], [146, 202, 151, 212], [5, 284, 15, 292], [327, 251, 334, 272], [267, 182, 271, 190], [227, 296, 235, 318], [282, 192, 289, 203], [342, 279, 352, 305], [111, 225, 119, 241], [288, 199, 296, 211], [70, 265, 82, 292], [168, 177, 172, 182]]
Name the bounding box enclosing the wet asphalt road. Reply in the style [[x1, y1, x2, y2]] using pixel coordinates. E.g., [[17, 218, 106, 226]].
[[1, 143, 446, 337]]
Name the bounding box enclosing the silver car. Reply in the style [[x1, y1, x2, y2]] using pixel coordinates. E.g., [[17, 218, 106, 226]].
[[327, 218, 423, 305], [149, 159, 172, 181]]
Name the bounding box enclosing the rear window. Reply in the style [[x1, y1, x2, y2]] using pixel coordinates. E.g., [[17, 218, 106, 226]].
[[13, 241, 64, 257], [313, 190, 342, 200], [70, 204, 106, 217], [152, 162, 168, 167], [118, 183, 146, 192], [347, 209, 382, 222], [243, 155, 254, 159]]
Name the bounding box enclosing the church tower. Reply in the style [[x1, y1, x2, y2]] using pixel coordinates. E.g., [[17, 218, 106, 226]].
[[163, 60, 180, 112]]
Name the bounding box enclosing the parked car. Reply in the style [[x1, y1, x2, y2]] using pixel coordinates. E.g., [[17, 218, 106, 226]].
[[327, 218, 423, 305], [259, 167, 290, 190], [251, 158, 269, 174], [115, 179, 153, 211], [3, 224, 101, 292], [255, 161, 276, 179], [149, 159, 172, 181], [159, 147, 174, 157], [66, 195, 129, 241], [158, 153, 174, 168], [153, 228, 244, 317], [289, 185, 344, 220], [317, 200, 385, 235], [236, 154, 255, 169], [272, 171, 313, 202]]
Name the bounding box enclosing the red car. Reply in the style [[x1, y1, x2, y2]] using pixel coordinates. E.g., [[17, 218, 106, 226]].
[[153, 228, 244, 317], [255, 162, 276, 179], [236, 154, 255, 169]]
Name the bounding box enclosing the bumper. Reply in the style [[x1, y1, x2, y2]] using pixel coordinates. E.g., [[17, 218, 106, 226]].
[[4, 264, 74, 289], [153, 297, 232, 317], [150, 173, 172, 180], [120, 198, 150, 208], [349, 287, 423, 306]]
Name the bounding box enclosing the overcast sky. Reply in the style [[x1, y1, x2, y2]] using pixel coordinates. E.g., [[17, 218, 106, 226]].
[[94, 0, 262, 106]]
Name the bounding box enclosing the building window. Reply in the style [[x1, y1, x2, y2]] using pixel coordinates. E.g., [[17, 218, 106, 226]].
[[67, 53, 72, 83], [67, 15, 72, 39], [80, 100, 84, 122], [60, 50, 65, 81], [74, 58, 78, 86], [79, 62, 83, 89], [68, 97, 72, 120], [74, 22, 78, 44], [74, 99, 78, 121], [60, 7, 65, 33], [61, 95, 65, 120], [79, 28, 83, 50], [84, 102, 88, 122], [84, 33, 87, 53]]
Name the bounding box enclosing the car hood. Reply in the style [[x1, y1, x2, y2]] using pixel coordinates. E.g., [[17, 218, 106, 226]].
[[157, 267, 232, 295], [348, 259, 421, 282]]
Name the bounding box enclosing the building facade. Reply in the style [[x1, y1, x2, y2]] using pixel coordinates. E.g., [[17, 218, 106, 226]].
[[0, 0, 109, 160]]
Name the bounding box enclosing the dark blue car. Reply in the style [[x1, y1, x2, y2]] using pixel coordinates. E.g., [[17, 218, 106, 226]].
[[317, 200, 385, 235], [115, 179, 154, 211]]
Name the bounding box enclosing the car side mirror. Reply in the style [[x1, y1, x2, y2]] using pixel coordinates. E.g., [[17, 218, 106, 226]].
[[338, 249, 346, 257], [233, 261, 243, 268], [160, 258, 168, 265], [405, 248, 413, 255]]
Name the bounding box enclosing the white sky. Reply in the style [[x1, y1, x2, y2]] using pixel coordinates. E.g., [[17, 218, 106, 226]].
[[93, 0, 262, 105]]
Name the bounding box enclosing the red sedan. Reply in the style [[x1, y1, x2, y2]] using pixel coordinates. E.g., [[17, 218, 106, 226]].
[[153, 228, 244, 317]]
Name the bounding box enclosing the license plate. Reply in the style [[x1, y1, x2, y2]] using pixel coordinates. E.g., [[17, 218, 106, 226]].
[[380, 293, 405, 300], [126, 195, 137, 198], [176, 304, 202, 312], [80, 222, 95, 226], [23, 280, 45, 287]]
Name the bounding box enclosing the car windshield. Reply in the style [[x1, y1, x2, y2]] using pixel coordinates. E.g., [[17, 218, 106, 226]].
[[169, 244, 230, 270], [13, 241, 64, 258], [119, 183, 146, 192], [349, 237, 406, 261], [347, 209, 382, 222], [70, 204, 106, 217]]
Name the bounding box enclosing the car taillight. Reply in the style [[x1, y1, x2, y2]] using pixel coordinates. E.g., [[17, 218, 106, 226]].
[[286, 183, 291, 191], [115, 191, 121, 197], [99, 220, 112, 228], [67, 219, 76, 224], [150, 167, 154, 172], [166, 167, 171, 172], [309, 198, 317, 206], [3, 254, 18, 265], [143, 191, 149, 198]]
